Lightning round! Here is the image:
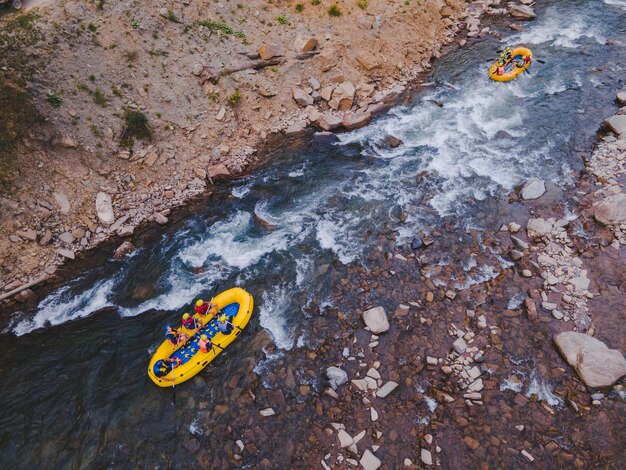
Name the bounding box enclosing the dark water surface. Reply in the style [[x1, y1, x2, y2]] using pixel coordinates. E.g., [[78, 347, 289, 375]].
[[1, 1, 625, 467]]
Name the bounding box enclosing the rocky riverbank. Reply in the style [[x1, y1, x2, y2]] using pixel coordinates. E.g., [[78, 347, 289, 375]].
[[0, 0, 537, 302], [167, 91, 626, 469]]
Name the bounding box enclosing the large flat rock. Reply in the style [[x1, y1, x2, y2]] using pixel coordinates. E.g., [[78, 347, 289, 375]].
[[554, 332, 626, 388]]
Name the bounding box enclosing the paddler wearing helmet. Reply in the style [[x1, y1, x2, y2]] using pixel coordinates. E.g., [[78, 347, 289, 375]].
[[194, 298, 219, 319], [181, 312, 200, 331], [217, 314, 234, 334], [198, 334, 213, 353]]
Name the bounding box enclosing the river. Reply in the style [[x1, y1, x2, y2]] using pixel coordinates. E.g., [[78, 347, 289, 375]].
[[1, 1, 625, 467]]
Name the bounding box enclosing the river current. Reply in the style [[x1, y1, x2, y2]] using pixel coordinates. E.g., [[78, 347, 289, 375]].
[[1, 1, 625, 466]]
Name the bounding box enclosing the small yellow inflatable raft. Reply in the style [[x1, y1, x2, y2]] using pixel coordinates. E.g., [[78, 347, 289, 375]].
[[148, 287, 254, 387], [488, 47, 533, 82]]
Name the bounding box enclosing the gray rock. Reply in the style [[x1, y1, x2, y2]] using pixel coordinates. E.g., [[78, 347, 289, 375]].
[[527, 218, 553, 239], [509, 4, 536, 20], [326, 366, 348, 390], [258, 43, 284, 60], [153, 212, 169, 225], [511, 235, 529, 250], [603, 114, 626, 136], [307, 77, 321, 91], [421, 448, 433, 466], [116, 225, 134, 237], [453, 337, 467, 354], [57, 248, 75, 260], [58, 231, 75, 244], [521, 178, 546, 200], [594, 194, 626, 225], [53, 191, 71, 214], [617, 91, 626, 105], [16, 229, 37, 241], [554, 332, 626, 388], [294, 35, 318, 54], [292, 87, 314, 107], [363, 306, 389, 334], [95, 192, 115, 227], [192, 63, 204, 76]]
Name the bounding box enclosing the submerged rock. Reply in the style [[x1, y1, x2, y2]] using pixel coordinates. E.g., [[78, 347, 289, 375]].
[[382, 135, 403, 148], [554, 332, 626, 387], [362, 306, 389, 334], [326, 366, 348, 390], [113, 241, 135, 259], [521, 178, 546, 200]]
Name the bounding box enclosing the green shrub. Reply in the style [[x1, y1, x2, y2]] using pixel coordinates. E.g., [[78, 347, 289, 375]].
[[46, 92, 62, 107], [276, 15, 288, 25], [93, 88, 108, 107], [311, 0, 321, 5], [328, 4, 342, 16], [165, 10, 182, 23], [357, 0, 368, 9], [295, 3, 304, 12], [228, 90, 242, 106], [121, 109, 151, 146]]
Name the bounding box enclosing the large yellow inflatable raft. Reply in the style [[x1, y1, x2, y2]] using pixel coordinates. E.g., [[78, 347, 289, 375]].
[[488, 47, 533, 82], [148, 287, 254, 387]]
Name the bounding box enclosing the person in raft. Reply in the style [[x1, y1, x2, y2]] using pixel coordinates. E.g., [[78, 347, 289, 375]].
[[504, 46, 512, 61], [153, 357, 182, 378], [181, 312, 200, 332], [496, 58, 505, 76], [217, 314, 233, 334], [198, 334, 213, 353], [195, 299, 219, 320], [165, 325, 189, 347]]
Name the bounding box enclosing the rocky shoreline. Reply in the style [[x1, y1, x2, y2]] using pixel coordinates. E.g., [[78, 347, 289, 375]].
[[0, 0, 535, 305]]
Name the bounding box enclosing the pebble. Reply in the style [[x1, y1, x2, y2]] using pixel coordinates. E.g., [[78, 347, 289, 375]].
[[420, 448, 433, 466], [370, 407, 378, 422], [452, 337, 467, 354], [338, 429, 353, 447], [359, 449, 381, 470], [376, 381, 399, 398], [521, 449, 534, 462], [259, 408, 275, 417], [522, 269, 533, 277]]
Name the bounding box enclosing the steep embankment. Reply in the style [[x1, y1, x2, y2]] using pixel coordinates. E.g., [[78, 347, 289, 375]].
[[1, 0, 483, 293]]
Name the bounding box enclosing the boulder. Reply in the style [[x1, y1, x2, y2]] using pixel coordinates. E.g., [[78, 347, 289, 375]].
[[509, 4, 536, 20], [257, 43, 284, 60], [59, 135, 78, 148], [312, 132, 340, 145], [554, 332, 626, 388], [594, 194, 626, 225], [603, 114, 626, 136], [294, 35, 318, 54], [520, 178, 546, 200], [116, 225, 134, 237], [329, 82, 356, 111], [53, 192, 71, 214], [113, 241, 135, 259], [326, 366, 348, 390], [16, 229, 37, 241], [354, 49, 381, 70], [58, 232, 75, 244], [319, 55, 337, 72], [207, 163, 231, 178], [342, 111, 371, 130], [440, 6, 453, 18], [527, 218, 553, 239], [382, 135, 403, 148], [292, 87, 314, 107], [308, 77, 321, 91], [315, 112, 343, 131], [95, 192, 115, 227], [616, 91, 626, 105], [285, 121, 307, 135], [362, 306, 389, 334], [319, 85, 334, 102]]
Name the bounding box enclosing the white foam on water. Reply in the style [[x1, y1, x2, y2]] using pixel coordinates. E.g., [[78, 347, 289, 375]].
[[507, 292, 526, 310], [509, 7, 606, 48], [178, 211, 294, 270], [257, 286, 295, 350], [288, 168, 305, 178], [316, 217, 359, 264], [500, 377, 524, 393], [424, 396, 438, 413], [189, 418, 204, 436], [604, 0, 626, 10], [231, 184, 251, 198], [9, 278, 116, 336], [525, 371, 563, 407]]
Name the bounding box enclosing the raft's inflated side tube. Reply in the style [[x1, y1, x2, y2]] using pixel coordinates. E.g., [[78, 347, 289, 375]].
[[488, 47, 533, 82], [147, 287, 254, 387]]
